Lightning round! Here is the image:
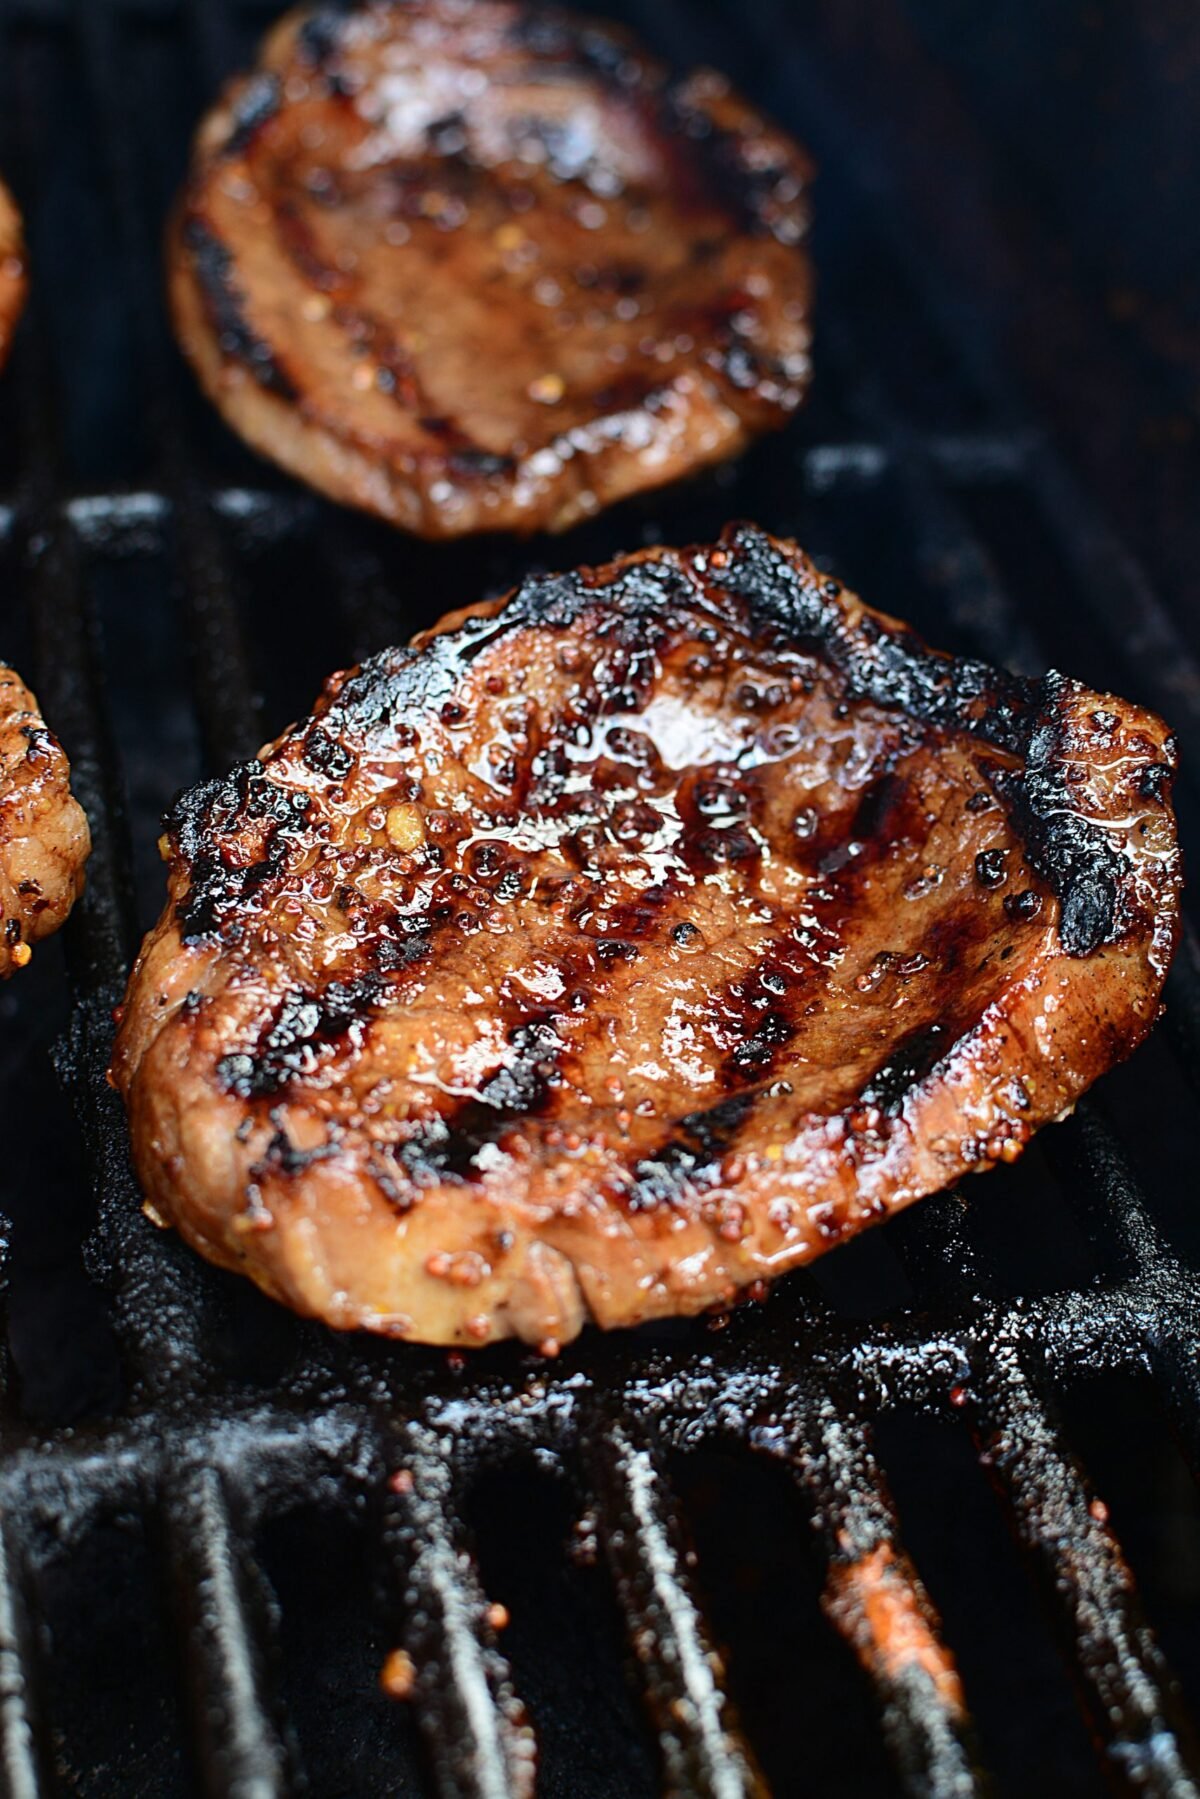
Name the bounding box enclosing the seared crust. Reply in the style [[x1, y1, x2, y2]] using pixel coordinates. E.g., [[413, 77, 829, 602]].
[[112, 526, 1180, 1346], [0, 179, 28, 371], [0, 664, 91, 977], [168, 0, 812, 538]]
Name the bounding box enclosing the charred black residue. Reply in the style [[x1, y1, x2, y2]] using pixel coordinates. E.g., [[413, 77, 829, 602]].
[[183, 218, 297, 399], [448, 447, 518, 480], [726, 1009, 794, 1079], [218, 972, 384, 1099], [171, 761, 313, 941]]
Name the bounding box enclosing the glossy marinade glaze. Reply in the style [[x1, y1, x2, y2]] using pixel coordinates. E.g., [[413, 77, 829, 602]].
[[168, 0, 813, 536], [112, 526, 1180, 1346]]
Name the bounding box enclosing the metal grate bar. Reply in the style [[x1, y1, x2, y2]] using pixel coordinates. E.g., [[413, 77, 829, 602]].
[[768, 1399, 982, 1799], [1042, 1105, 1174, 1283], [161, 1467, 295, 1799], [384, 1434, 536, 1799], [890, 1104, 1200, 1792], [587, 1423, 762, 1799], [76, 1, 262, 771], [972, 1350, 1200, 1796], [0, 1522, 49, 1799], [321, 523, 412, 668]]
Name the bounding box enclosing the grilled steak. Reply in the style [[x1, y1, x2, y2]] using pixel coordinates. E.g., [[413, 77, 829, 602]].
[[0, 663, 91, 978], [0, 179, 27, 370], [113, 526, 1180, 1347], [168, 1, 812, 538]]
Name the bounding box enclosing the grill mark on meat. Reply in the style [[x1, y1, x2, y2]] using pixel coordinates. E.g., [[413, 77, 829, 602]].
[[859, 1023, 951, 1118], [630, 1090, 761, 1209], [218, 972, 386, 1098], [396, 1016, 565, 1184], [183, 218, 297, 399]]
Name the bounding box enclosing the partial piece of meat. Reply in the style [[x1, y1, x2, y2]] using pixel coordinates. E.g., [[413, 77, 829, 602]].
[[112, 526, 1180, 1348], [0, 178, 28, 371], [168, 1, 812, 537], [0, 664, 91, 978]]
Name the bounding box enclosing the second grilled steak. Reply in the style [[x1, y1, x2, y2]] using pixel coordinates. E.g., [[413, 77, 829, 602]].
[[0, 179, 27, 370], [112, 526, 1180, 1347], [169, 0, 813, 537]]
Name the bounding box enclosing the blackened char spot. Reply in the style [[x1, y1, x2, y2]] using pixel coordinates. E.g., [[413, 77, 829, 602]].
[[988, 672, 1126, 957], [303, 725, 354, 779], [296, 4, 351, 67], [449, 448, 518, 480], [859, 1022, 949, 1117], [629, 1089, 760, 1209], [399, 1019, 564, 1182], [218, 972, 384, 1098], [222, 73, 281, 157], [184, 218, 296, 399], [725, 1009, 793, 1079], [170, 761, 312, 940]]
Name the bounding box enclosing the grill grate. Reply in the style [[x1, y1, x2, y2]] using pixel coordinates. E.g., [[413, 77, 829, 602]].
[[2, 1, 1200, 1795]]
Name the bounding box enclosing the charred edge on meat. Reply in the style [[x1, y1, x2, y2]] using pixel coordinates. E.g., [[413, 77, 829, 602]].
[[706, 526, 1129, 955], [296, 4, 355, 69], [182, 218, 298, 400], [170, 760, 313, 940], [659, 87, 811, 248], [170, 526, 1133, 961], [290, 4, 648, 91]]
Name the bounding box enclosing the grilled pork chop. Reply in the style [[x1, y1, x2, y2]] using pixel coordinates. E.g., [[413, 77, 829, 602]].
[[0, 664, 91, 978], [113, 527, 1180, 1347], [0, 179, 27, 370], [168, 1, 812, 538]]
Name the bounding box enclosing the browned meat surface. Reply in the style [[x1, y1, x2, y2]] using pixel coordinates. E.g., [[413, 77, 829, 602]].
[[0, 663, 91, 978], [168, 1, 812, 538], [0, 179, 27, 371], [112, 526, 1180, 1347]]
